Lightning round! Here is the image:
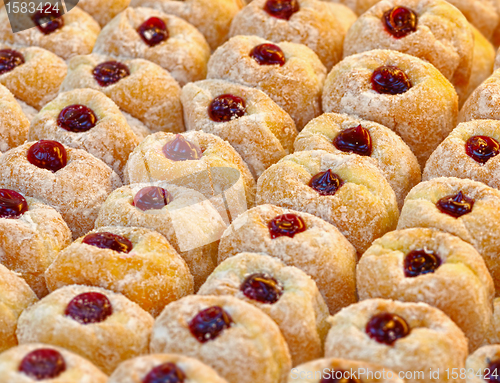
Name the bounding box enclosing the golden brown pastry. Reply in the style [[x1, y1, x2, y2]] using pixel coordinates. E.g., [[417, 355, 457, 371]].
[[357, 227, 494, 350], [484, 297, 500, 345], [466, 345, 500, 383], [60, 54, 183, 135], [324, 299, 468, 383], [461, 69, 500, 122], [78, 0, 131, 27], [181, 79, 298, 178], [129, 0, 244, 50], [150, 295, 292, 383], [322, 49, 458, 167], [109, 354, 230, 383], [207, 35, 326, 130], [0, 84, 29, 152], [93, 7, 210, 86], [0, 264, 37, 353], [45, 226, 194, 317], [256, 150, 399, 254], [198, 252, 330, 366], [398, 177, 500, 296], [16, 285, 154, 375], [218, 204, 357, 313], [465, 26, 495, 101], [295, 112, 420, 209], [423, 120, 500, 190], [0, 7, 101, 60], [0, 343, 107, 383], [95, 182, 227, 290], [28, 88, 140, 177]]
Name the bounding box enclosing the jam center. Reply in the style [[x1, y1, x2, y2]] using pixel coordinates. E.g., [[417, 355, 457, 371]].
[[309, 169, 344, 196], [0, 189, 28, 219], [162, 135, 202, 161], [27, 140, 67, 172], [93, 61, 130, 87], [250, 43, 286, 66], [57, 105, 97, 132], [465, 135, 500, 164], [133, 186, 173, 211], [371, 66, 412, 95], [32, 6, 64, 35], [333, 125, 373, 156], [208, 94, 246, 122], [436, 191, 474, 218], [142, 362, 186, 383], [82, 232, 133, 253], [404, 249, 441, 277], [486, 359, 500, 383], [268, 213, 306, 239], [264, 0, 300, 20], [383, 7, 418, 38], [241, 273, 283, 304], [19, 349, 66, 380], [0, 49, 25, 75], [366, 312, 410, 345], [189, 306, 233, 343], [65, 292, 113, 325], [137, 17, 169, 47]]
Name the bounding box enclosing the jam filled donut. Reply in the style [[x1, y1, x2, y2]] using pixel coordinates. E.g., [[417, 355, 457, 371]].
[[0, 264, 38, 353], [60, 54, 183, 136], [198, 252, 330, 366], [357, 227, 494, 350], [95, 182, 227, 290], [294, 112, 420, 209], [289, 358, 404, 383], [0, 343, 107, 382], [0, 84, 30, 152], [93, 7, 210, 86], [0, 45, 66, 110], [460, 69, 500, 123], [109, 354, 229, 383], [125, 130, 256, 213], [398, 177, 500, 296], [0, 7, 100, 60], [256, 150, 399, 254], [324, 299, 468, 383], [129, 0, 244, 50], [28, 88, 140, 177], [16, 285, 154, 375], [229, 0, 346, 70], [78, 0, 131, 27], [423, 120, 500, 190], [218, 204, 357, 314], [466, 26, 495, 101], [181, 79, 298, 178], [207, 35, 326, 130], [45, 226, 194, 316], [0, 140, 122, 237], [343, 0, 473, 103], [0, 189, 71, 297], [466, 345, 500, 382], [322, 49, 458, 167], [150, 295, 292, 383]]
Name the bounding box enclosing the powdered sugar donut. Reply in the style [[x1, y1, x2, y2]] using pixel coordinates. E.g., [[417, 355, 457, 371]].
[[484, 298, 500, 345], [93, 7, 210, 86], [78, 0, 131, 27], [0, 84, 29, 152], [466, 26, 495, 101], [16, 285, 154, 374], [466, 345, 500, 383], [460, 69, 500, 122]]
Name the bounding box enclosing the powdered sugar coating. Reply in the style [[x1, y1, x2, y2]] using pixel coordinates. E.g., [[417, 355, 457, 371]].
[[256, 150, 399, 253], [28, 88, 140, 177], [16, 285, 154, 374], [0, 343, 107, 383], [207, 35, 326, 130], [109, 354, 229, 383], [465, 26, 494, 102], [0, 7, 101, 60], [181, 79, 297, 178], [460, 69, 500, 122], [322, 49, 458, 167], [45, 226, 194, 317], [483, 298, 500, 345], [0, 264, 37, 352], [218, 204, 357, 313], [150, 294, 292, 383], [93, 7, 210, 86], [198, 252, 330, 366], [295, 112, 420, 208], [129, 0, 244, 50], [325, 299, 468, 383], [95, 182, 228, 290], [79, 0, 131, 27], [0, 84, 29, 153]]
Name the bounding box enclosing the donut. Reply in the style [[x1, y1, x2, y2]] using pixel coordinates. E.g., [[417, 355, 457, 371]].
[[181, 79, 298, 178], [342, 0, 473, 103], [0, 343, 107, 382], [398, 177, 500, 296], [207, 35, 326, 130], [324, 299, 468, 383], [460, 69, 500, 122], [465, 26, 495, 101], [108, 354, 229, 383], [16, 285, 154, 375], [256, 150, 399, 254], [294, 112, 420, 209], [322, 49, 458, 167], [218, 204, 357, 313], [28, 88, 140, 177], [129, 0, 244, 50], [357, 227, 494, 350], [423, 120, 500, 190], [198, 252, 330, 366], [45, 226, 194, 316], [0, 84, 29, 152], [229, 0, 346, 70], [0, 7, 101, 60], [0, 264, 37, 353], [60, 54, 183, 135], [484, 298, 500, 345], [95, 182, 227, 290], [150, 294, 292, 383], [93, 7, 210, 86], [78, 0, 131, 27], [466, 345, 500, 383], [0, 189, 71, 296]]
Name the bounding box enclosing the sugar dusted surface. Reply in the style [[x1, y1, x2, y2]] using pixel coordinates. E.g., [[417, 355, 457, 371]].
[[0, 85, 29, 152]]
